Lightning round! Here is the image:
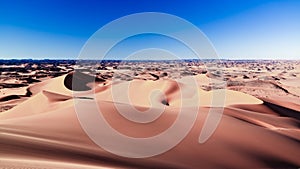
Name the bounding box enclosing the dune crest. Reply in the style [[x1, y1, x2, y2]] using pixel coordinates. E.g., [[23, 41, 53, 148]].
[[0, 71, 299, 169]]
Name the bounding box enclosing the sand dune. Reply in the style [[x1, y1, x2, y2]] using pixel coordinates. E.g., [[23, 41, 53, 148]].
[[1, 71, 300, 169]]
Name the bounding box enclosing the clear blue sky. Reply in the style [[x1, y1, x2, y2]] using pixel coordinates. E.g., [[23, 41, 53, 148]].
[[0, 0, 299, 60]]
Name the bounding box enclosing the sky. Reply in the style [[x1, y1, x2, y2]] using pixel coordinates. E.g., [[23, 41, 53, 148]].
[[0, 0, 299, 60]]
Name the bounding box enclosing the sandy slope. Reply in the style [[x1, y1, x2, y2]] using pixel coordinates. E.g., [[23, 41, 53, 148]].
[[0, 73, 299, 169]]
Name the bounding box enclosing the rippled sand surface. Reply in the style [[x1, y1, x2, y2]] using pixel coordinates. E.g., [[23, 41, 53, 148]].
[[1, 67, 300, 169]]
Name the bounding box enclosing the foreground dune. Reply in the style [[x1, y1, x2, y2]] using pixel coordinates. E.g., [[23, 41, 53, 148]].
[[0, 73, 299, 169]]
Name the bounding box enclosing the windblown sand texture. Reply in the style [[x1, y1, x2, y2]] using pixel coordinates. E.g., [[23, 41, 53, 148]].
[[0, 60, 299, 168]]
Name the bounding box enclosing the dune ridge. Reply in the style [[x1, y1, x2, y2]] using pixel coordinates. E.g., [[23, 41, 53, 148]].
[[0, 71, 300, 169]]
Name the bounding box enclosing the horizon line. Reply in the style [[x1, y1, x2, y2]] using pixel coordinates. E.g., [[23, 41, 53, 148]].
[[0, 58, 299, 61]]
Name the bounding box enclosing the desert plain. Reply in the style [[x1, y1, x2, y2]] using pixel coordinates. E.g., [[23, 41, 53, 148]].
[[0, 59, 300, 169]]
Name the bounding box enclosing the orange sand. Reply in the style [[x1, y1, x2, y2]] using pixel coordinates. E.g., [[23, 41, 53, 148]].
[[0, 73, 299, 169]]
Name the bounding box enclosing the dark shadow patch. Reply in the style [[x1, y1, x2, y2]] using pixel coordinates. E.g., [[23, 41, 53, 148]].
[[262, 157, 299, 169], [263, 101, 300, 121], [0, 95, 21, 102], [149, 73, 159, 80], [25, 88, 32, 97], [64, 71, 105, 91], [161, 100, 169, 106]]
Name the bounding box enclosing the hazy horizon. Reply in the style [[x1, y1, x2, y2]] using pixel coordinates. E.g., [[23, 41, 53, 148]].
[[0, 58, 299, 61]]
